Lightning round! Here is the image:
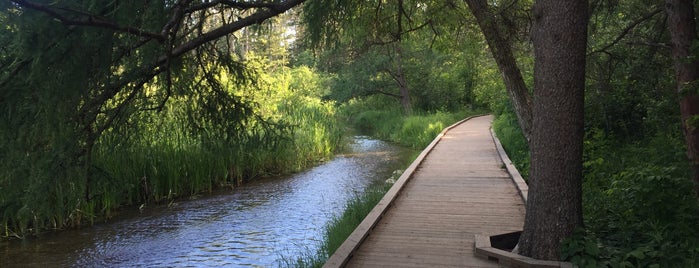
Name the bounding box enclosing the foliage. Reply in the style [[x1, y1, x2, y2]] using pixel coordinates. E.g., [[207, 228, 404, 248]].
[[492, 109, 530, 180], [1, 40, 341, 238], [494, 107, 699, 266], [585, 1, 675, 142], [304, 0, 486, 113], [339, 97, 484, 149], [564, 126, 699, 266], [563, 165, 699, 267]]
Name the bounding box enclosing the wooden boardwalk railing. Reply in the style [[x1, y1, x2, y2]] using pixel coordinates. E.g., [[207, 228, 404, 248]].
[[323, 115, 527, 268]]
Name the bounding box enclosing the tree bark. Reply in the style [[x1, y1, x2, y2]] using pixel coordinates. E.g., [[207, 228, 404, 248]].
[[464, 0, 532, 143], [394, 45, 413, 114], [517, 0, 587, 260], [395, 0, 412, 114], [664, 0, 699, 197]]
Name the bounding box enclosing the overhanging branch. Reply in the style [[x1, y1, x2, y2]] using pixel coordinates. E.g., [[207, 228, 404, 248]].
[[10, 0, 166, 41], [161, 0, 306, 62], [589, 7, 663, 55]]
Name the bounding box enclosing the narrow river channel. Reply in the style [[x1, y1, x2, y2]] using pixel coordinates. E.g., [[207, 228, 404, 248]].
[[0, 136, 413, 267]]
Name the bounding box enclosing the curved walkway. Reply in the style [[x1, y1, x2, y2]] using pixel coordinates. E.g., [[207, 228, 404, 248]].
[[325, 115, 526, 267]]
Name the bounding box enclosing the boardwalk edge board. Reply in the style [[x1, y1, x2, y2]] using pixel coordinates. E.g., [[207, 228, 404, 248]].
[[322, 114, 488, 268], [489, 127, 529, 204], [474, 234, 573, 268]]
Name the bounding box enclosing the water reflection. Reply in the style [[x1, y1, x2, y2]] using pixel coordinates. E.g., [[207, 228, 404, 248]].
[[0, 136, 411, 267]]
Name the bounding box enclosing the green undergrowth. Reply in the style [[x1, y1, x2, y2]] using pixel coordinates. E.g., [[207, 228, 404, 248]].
[[563, 130, 699, 267], [339, 97, 485, 149], [492, 110, 699, 267], [491, 110, 530, 180]]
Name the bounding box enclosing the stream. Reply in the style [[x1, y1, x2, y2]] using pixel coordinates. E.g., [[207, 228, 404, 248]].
[[0, 136, 413, 267]]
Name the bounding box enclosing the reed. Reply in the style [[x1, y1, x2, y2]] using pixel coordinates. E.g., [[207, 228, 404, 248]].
[[0, 65, 342, 238], [88, 68, 342, 218]]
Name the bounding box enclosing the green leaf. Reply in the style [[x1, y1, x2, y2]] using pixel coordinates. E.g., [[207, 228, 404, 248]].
[[585, 241, 600, 256], [628, 249, 645, 260]]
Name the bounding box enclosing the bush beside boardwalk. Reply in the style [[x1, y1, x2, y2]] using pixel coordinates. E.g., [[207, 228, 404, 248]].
[[493, 108, 699, 267]]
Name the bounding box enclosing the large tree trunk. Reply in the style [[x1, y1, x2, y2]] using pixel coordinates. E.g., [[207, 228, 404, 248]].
[[463, 0, 533, 143], [517, 0, 587, 260], [665, 0, 699, 197]]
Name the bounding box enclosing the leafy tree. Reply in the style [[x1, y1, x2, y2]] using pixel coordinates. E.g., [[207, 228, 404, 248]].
[[304, 0, 483, 113], [305, 0, 415, 113], [0, 0, 304, 233], [664, 0, 699, 196]]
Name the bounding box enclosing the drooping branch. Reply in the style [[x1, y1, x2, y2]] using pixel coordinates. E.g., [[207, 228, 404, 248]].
[[589, 7, 663, 55], [370, 88, 402, 98], [358, 20, 432, 52], [162, 0, 306, 62], [10, 0, 166, 41], [67, 0, 304, 113], [184, 0, 280, 13]]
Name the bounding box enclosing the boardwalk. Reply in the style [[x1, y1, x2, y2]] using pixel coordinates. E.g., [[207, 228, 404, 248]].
[[325, 115, 527, 267]]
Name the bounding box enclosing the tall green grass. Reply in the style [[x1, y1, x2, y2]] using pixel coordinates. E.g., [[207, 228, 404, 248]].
[[87, 66, 343, 221], [0, 64, 342, 238]]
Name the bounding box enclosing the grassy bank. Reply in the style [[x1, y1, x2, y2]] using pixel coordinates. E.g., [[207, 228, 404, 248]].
[[340, 98, 486, 149]]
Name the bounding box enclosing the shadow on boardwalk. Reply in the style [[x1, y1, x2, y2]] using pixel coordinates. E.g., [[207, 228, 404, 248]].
[[325, 115, 526, 268]]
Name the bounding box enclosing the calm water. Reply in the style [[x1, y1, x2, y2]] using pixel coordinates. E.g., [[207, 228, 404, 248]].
[[0, 136, 412, 267]]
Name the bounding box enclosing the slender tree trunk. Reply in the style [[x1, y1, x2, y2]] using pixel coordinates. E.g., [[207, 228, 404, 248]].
[[665, 0, 699, 197], [395, 45, 412, 114], [517, 0, 587, 260], [395, 0, 411, 114], [463, 0, 532, 143]]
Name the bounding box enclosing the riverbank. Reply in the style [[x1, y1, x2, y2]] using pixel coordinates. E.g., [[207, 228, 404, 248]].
[[0, 136, 412, 267]]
